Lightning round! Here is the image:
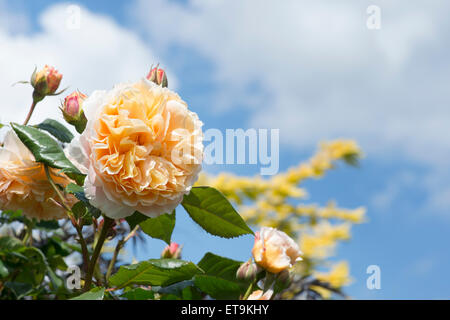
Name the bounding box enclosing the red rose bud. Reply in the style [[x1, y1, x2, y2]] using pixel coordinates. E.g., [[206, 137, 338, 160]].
[[161, 242, 182, 259], [236, 259, 260, 282], [31, 65, 63, 102], [61, 91, 88, 133], [146, 65, 168, 88]]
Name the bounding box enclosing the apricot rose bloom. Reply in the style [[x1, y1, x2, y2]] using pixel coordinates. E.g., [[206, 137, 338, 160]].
[[247, 289, 273, 300], [252, 227, 302, 274], [68, 79, 203, 219], [0, 130, 75, 220]]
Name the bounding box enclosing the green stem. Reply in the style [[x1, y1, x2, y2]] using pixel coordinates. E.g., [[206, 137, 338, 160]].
[[23, 101, 37, 125], [242, 280, 256, 300], [84, 216, 114, 292], [74, 222, 90, 274]]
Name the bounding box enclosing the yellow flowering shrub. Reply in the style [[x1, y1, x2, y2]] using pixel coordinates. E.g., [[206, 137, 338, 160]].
[[197, 140, 366, 299]]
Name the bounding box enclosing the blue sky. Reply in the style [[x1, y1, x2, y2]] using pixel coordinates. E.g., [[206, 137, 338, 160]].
[[1, 0, 450, 299]]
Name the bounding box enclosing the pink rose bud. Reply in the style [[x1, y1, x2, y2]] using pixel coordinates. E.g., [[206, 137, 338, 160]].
[[146, 65, 168, 88], [31, 65, 63, 102], [236, 259, 260, 282], [161, 242, 182, 259], [61, 91, 88, 133]]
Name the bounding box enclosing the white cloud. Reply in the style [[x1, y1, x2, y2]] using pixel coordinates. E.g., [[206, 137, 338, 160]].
[[0, 3, 171, 127]]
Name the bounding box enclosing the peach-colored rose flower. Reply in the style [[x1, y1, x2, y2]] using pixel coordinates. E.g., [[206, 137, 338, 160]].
[[252, 227, 302, 274], [0, 130, 76, 220], [247, 289, 273, 300], [68, 79, 203, 219]]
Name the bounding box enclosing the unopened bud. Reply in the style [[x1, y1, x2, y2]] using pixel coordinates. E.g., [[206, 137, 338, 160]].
[[161, 242, 182, 259], [275, 269, 292, 288], [236, 260, 260, 282], [146, 65, 168, 88], [61, 91, 88, 133], [31, 65, 63, 102]]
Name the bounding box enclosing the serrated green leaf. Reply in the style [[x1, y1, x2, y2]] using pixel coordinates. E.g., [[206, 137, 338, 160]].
[[198, 252, 242, 282], [10, 123, 83, 177], [193, 275, 241, 300], [121, 288, 154, 300], [35, 119, 74, 143], [70, 287, 105, 300], [139, 211, 175, 244], [182, 187, 253, 238], [109, 259, 204, 289]]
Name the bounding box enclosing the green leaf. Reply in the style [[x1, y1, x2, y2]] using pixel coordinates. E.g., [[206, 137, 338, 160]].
[[154, 280, 194, 296], [343, 152, 360, 167], [121, 288, 154, 300], [70, 202, 94, 225], [109, 259, 204, 289], [66, 183, 101, 218], [71, 287, 105, 300], [182, 186, 254, 238], [35, 119, 74, 143], [181, 286, 203, 300], [35, 219, 60, 231], [14, 247, 48, 286], [193, 275, 241, 300], [48, 255, 68, 271], [10, 123, 83, 177], [42, 236, 73, 257], [198, 252, 242, 282], [0, 236, 24, 252], [0, 260, 9, 278], [139, 211, 176, 244], [125, 211, 148, 229]]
